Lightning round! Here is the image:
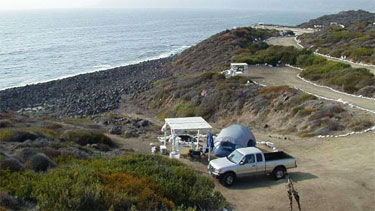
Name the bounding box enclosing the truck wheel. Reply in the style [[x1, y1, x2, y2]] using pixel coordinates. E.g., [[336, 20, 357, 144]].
[[220, 172, 236, 186], [273, 167, 286, 180]]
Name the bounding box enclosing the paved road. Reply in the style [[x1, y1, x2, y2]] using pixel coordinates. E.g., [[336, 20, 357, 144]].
[[247, 65, 375, 112]]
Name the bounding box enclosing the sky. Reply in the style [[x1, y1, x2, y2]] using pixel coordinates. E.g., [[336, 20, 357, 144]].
[[0, 0, 373, 12]]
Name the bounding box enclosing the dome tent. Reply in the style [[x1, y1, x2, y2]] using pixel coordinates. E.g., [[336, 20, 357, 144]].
[[213, 125, 256, 157]]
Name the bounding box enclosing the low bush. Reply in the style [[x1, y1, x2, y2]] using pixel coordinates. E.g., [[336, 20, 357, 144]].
[[259, 85, 294, 95], [0, 153, 227, 210], [0, 129, 39, 142], [300, 94, 317, 102], [60, 130, 114, 147], [0, 120, 13, 128], [349, 120, 374, 132], [299, 22, 375, 64]]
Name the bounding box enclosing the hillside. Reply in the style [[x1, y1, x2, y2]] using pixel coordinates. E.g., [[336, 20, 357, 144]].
[[298, 21, 375, 64], [130, 28, 374, 137], [298, 10, 375, 28], [169, 27, 279, 74]]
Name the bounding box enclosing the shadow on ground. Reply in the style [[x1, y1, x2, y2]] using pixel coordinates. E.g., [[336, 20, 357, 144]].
[[227, 171, 318, 190]]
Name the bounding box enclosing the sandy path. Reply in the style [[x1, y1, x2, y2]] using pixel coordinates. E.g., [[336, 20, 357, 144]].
[[247, 66, 375, 112], [253, 25, 315, 36], [266, 37, 302, 49]]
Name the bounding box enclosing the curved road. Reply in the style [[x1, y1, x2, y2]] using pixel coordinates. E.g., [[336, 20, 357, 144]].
[[247, 65, 375, 112]]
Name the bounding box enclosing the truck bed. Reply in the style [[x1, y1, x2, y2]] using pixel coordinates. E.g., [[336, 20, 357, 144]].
[[264, 151, 293, 161]]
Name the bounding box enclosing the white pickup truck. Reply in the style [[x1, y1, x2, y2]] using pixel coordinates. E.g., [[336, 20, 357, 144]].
[[208, 147, 297, 186]]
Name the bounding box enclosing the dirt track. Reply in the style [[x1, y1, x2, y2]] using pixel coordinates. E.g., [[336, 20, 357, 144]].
[[266, 37, 302, 49], [246, 65, 375, 112]]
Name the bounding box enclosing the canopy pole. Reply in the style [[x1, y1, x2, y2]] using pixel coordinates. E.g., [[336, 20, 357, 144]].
[[171, 129, 174, 152], [197, 130, 200, 151], [164, 128, 167, 147]]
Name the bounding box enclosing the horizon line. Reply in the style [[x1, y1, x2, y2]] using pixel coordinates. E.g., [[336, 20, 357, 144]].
[[0, 7, 371, 13]]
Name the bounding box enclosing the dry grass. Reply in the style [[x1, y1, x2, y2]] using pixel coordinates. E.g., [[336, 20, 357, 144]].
[[259, 86, 294, 95]]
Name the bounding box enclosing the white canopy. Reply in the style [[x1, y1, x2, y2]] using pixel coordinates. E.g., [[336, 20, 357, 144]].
[[165, 117, 212, 133], [231, 63, 248, 66], [162, 117, 213, 159]]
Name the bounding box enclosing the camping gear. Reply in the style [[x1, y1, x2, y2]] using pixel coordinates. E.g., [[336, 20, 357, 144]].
[[213, 125, 256, 157], [160, 145, 167, 155], [161, 117, 212, 159]]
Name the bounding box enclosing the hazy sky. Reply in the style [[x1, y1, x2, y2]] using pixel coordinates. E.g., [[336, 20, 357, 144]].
[[0, 0, 373, 11]]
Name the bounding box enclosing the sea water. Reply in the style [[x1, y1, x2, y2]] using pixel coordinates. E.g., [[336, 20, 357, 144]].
[[0, 8, 325, 90]]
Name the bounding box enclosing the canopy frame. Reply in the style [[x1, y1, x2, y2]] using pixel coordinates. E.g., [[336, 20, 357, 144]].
[[162, 117, 212, 153]]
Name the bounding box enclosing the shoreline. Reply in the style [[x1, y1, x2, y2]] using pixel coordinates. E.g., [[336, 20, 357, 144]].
[[0, 57, 173, 117], [0, 45, 191, 92]]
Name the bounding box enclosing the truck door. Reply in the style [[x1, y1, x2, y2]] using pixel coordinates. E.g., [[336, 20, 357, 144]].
[[255, 153, 266, 174], [237, 154, 257, 177]]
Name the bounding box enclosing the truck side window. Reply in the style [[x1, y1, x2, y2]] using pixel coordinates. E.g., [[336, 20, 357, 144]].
[[256, 153, 263, 162], [243, 154, 255, 164]]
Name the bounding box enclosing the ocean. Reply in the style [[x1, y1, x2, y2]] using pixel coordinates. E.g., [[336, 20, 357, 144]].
[[0, 8, 325, 90]]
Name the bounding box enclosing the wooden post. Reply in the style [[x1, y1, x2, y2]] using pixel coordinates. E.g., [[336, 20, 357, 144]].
[[286, 176, 301, 211]]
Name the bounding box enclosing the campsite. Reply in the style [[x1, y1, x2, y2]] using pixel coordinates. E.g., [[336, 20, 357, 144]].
[[1, 8, 374, 211]]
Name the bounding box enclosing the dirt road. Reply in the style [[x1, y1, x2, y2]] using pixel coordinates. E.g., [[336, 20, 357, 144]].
[[266, 37, 302, 49], [253, 25, 315, 36], [182, 130, 375, 211], [247, 65, 375, 112]]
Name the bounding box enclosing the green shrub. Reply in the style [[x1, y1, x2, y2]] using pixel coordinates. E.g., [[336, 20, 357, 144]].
[[259, 86, 293, 95], [61, 118, 92, 124], [298, 132, 314, 138], [300, 94, 317, 102], [0, 153, 227, 210], [200, 72, 225, 81], [173, 101, 196, 117], [61, 130, 114, 147], [0, 129, 39, 142]]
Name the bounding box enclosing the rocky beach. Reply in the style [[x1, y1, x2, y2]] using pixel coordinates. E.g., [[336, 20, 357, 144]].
[[0, 57, 172, 117]]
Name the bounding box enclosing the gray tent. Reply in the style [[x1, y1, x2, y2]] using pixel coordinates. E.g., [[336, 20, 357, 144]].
[[213, 125, 256, 157]]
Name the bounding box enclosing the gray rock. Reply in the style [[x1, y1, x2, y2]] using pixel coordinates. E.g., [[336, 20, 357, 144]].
[[140, 120, 149, 127], [124, 130, 139, 138], [0, 157, 25, 171], [25, 154, 56, 172], [109, 125, 122, 135], [313, 126, 330, 136], [15, 148, 39, 163]]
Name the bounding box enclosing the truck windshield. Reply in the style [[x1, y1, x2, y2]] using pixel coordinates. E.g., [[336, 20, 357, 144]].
[[227, 150, 244, 164]]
